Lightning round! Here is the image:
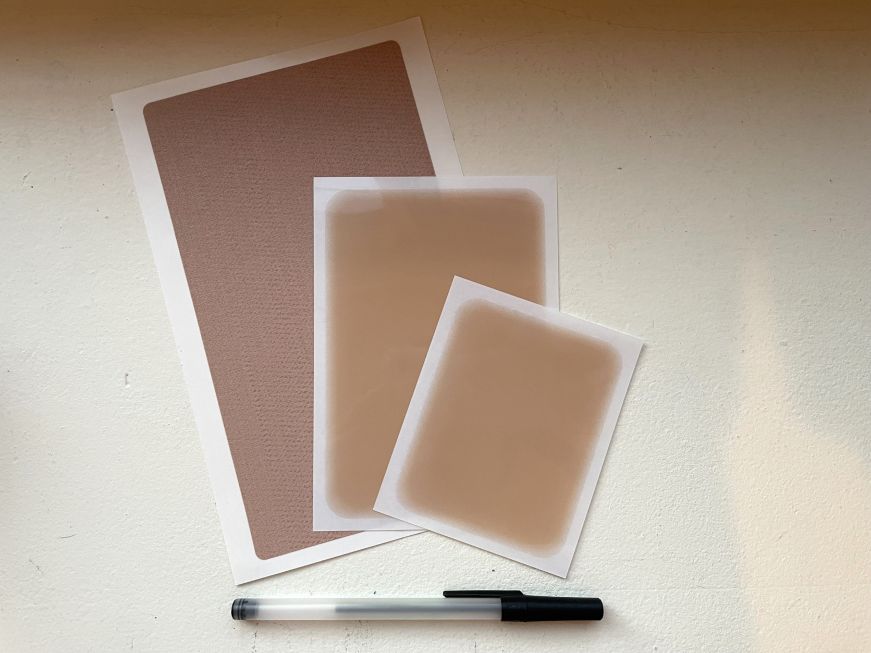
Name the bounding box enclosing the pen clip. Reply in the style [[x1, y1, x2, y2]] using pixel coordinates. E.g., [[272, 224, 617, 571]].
[[444, 590, 604, 622], [443, 590, 525, 598]]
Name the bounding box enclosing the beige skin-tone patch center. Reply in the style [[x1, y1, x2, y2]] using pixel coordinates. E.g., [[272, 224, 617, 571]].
[[397, 299, 620, 554], [325, 189, 546, 519]]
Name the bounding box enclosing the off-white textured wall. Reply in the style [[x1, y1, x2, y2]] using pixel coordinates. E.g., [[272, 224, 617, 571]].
[[2, 1, 870, 651]]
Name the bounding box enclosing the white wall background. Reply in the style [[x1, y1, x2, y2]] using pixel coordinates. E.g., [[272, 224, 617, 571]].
[[1, 1, 869, 651]]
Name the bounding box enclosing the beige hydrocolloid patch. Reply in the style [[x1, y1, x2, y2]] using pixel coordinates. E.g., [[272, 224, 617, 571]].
[[325, 189, 546, 520], [398, 299, 620, 553]]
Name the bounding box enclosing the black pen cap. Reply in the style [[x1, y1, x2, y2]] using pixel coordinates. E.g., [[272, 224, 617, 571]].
[[443, 590, 604, 622]]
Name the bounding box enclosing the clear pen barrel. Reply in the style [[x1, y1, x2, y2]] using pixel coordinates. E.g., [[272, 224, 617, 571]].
[[234, 598, 502, 621]]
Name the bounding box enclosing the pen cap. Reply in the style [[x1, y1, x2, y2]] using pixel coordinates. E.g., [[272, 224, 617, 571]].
[[443, 591, 604, 622]]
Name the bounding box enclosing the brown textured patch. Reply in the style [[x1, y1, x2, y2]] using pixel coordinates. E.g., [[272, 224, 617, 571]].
[[143, 41, 434, 559]]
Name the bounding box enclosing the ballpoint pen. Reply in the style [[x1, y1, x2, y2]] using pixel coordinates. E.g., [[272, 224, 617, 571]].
[[231, 590, 603, 622]]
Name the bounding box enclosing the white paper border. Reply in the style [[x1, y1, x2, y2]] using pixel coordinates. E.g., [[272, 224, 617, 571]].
[[375, 277, 642, 576], [313, 177, 559, 531], [112, 18, 461, 584]]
